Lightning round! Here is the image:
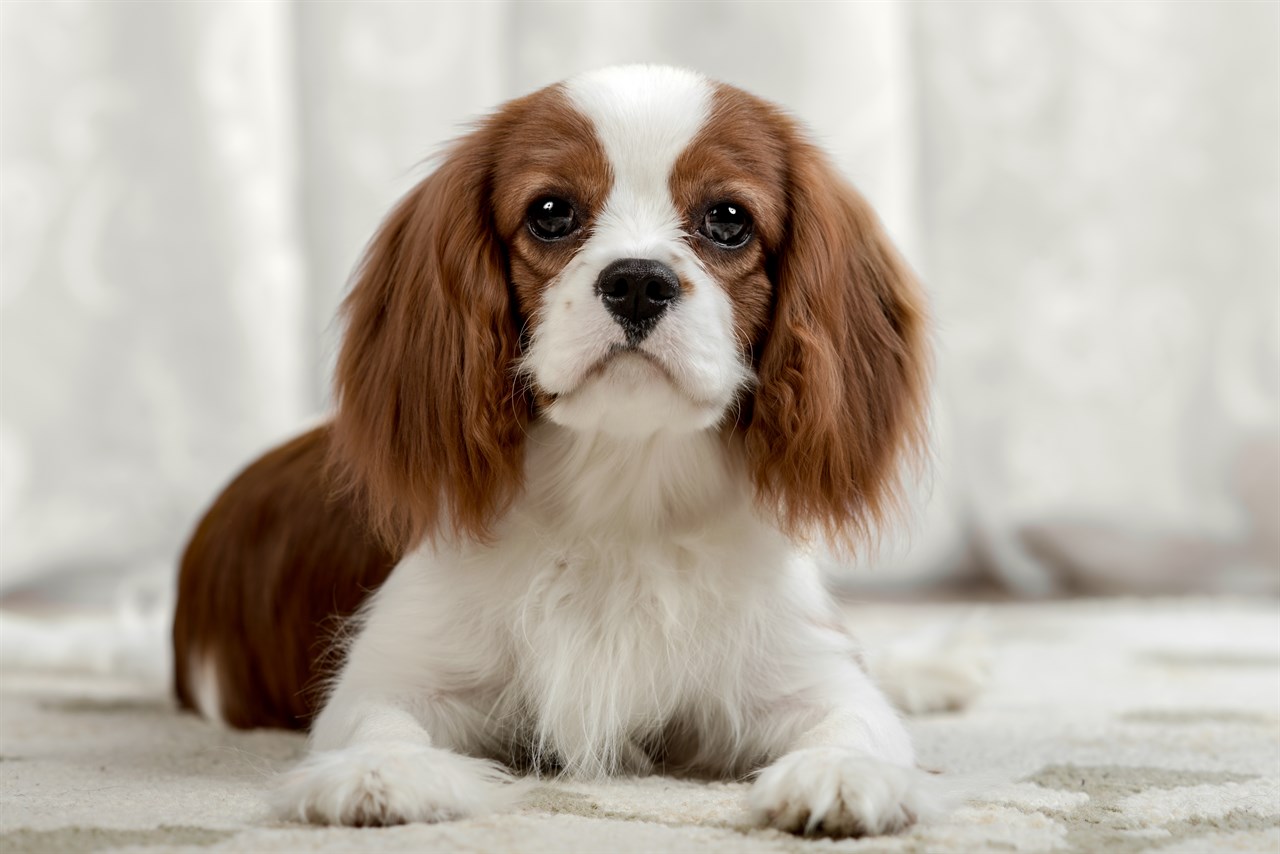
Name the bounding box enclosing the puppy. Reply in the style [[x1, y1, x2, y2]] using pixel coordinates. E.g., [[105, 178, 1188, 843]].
[[172, 65, 934, 837]]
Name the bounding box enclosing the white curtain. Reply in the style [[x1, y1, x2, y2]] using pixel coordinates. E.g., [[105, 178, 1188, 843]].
[[2, 1, 1276, 598]]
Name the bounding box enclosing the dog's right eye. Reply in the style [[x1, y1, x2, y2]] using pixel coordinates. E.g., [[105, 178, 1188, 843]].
[[527, 197, 577, 241]]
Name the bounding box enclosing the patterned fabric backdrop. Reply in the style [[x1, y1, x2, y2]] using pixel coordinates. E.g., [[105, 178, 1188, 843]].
[[2, 1, 1276, 597]]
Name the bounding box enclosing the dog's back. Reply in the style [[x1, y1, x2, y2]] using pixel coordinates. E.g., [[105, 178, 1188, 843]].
[[172, 426, 398, 729]]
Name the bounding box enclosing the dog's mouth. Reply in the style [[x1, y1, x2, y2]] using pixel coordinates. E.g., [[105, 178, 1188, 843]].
[[533, 343, 742, 422], [541, 346, 709, 409], [581, 346, 675, 385]]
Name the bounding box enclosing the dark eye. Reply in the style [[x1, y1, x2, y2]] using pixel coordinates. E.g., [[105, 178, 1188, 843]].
[[526, 197, 577, 241], [701, 202, 752, 248]]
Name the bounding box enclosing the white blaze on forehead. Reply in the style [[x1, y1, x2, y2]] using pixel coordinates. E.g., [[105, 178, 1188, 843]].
[[566, 66, 712, 256]]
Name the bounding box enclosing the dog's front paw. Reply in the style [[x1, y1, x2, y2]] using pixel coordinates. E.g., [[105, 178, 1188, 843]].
[[271, 742, 524, 826], [748, 748, 938, 837]]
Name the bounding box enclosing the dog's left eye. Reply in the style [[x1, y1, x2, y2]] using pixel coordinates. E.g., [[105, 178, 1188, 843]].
[[701, 202, 752, 248], [527, 197, 577, 241]]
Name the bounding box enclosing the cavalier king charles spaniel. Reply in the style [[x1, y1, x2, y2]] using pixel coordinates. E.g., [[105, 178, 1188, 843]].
[[173, 65, 938, 837]]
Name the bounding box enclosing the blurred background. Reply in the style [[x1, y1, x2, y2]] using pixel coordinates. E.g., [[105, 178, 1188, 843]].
[[2, 0, 1277, 612]]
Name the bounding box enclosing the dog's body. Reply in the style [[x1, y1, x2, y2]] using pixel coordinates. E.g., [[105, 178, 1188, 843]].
[[173, 426, 397, 730], [174, 66, 939, 836]]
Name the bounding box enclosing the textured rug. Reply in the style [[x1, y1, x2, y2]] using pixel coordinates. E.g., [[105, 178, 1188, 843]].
[[2, 598, 1277, 853]]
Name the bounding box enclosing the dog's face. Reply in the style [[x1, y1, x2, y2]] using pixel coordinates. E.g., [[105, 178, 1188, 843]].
[[332, 66, 928, 548], [501, 68, 777, 436]]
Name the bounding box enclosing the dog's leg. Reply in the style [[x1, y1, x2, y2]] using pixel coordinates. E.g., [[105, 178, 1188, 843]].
[[271, 559, 523, 827], [745, 656, 941, 838]]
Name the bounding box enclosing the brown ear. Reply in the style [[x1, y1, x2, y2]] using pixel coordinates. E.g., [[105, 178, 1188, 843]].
[[331, 127, 529, 548], [745, 136, 930, 550]]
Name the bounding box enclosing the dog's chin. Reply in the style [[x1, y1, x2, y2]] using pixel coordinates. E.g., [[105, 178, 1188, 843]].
[[545, 353, 727, 438]]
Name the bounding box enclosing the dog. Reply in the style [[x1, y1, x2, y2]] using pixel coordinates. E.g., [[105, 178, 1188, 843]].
[[172, 65, 938, 837]]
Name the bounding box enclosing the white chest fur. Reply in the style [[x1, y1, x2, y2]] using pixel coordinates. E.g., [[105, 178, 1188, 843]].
[[499, 507, 790, 775], [323, 425, 819, 778], [482, 427, 804, 774], [310, 424, 855, 786]]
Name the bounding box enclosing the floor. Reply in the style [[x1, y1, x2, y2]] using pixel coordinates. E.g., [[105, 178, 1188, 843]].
[[2, 598, 1277, 853]]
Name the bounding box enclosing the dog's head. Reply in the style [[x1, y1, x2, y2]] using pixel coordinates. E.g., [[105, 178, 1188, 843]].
[[333, 66, 929, 548]]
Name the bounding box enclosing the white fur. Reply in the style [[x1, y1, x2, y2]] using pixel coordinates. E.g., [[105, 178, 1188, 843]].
[[272, 65, 933, 837], [189, 650, 225, 728], [272, 742, 525, 826]]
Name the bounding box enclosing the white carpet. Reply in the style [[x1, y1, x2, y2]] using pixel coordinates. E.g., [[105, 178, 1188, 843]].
[[2, 598, 1278, 853]]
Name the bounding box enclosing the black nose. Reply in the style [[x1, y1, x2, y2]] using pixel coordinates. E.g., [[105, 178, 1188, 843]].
[[595, 258, 681, 337]]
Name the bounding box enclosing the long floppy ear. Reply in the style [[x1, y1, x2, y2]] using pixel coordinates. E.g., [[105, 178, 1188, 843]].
[[331, 127, 529, 548], [745, 135, 930, 550]]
